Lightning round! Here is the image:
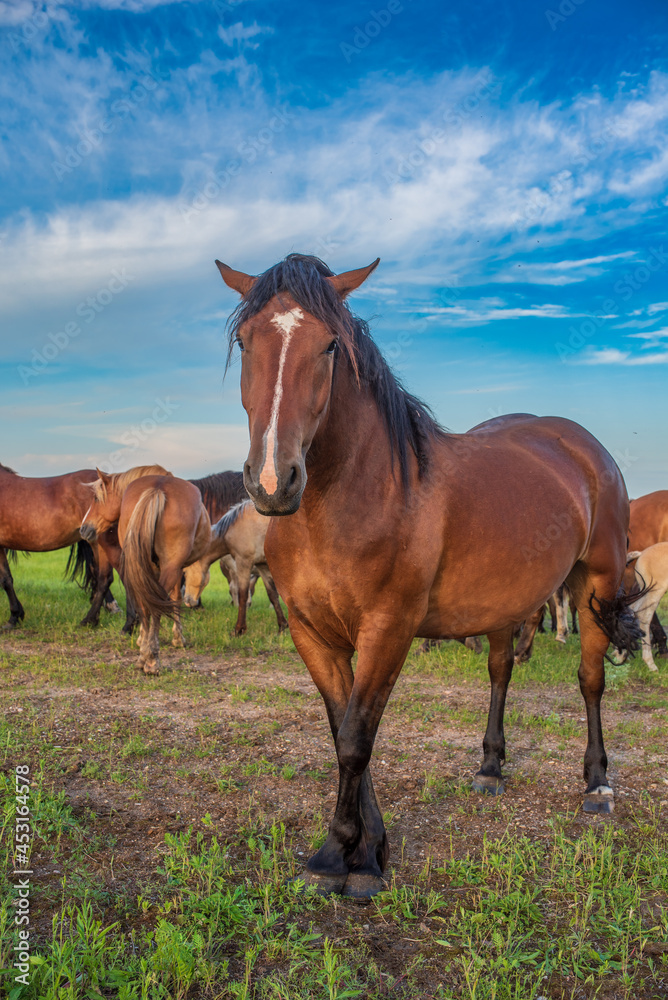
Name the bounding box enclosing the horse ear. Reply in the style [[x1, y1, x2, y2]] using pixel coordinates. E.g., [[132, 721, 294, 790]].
[[215, 261, 257, 296], [96, 467, 110, 484], [328, 258, 380, 298]]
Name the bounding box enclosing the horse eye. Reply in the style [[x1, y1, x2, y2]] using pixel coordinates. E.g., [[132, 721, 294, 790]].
[[325, 339, 338, 355], [236, 338, 245, 352]]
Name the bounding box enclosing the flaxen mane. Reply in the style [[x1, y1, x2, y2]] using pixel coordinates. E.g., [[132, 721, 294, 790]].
[[92, 464, 172, 502]]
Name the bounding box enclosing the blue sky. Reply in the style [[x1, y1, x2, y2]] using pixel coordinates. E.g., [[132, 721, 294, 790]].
[[1, 0, 667, 494]]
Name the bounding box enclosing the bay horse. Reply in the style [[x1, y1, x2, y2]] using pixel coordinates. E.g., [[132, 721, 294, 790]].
[[217, 252, 641, 898], [183, 500, 288, 634], [0, 462, 117, 629], [82, 469, 210, 674]]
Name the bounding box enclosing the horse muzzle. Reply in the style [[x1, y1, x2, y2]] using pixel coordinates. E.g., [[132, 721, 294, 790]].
[[80, 522, 97, 542], [243, 459, 305, 516]]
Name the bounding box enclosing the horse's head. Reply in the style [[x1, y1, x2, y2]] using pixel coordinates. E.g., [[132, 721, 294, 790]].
[[80, 468, 123, 541], [217, 255, 379, 515], [183, 560, 210, 608]]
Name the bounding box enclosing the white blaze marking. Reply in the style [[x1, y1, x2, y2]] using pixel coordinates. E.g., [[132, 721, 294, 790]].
[[260, 308, 304, 494]]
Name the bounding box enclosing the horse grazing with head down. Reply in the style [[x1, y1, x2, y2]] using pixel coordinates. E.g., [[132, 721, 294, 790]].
[[0, 462, 118, 629], [216, 252, 641, 898], [82, 467, 210, 673], [183, 500, 288, 635]]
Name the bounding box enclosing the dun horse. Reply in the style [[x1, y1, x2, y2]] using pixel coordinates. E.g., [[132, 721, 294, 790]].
[[82, 468, 209, 673], [218, 252, 640, 898], [0, 462, 117, 628], [183, 500, 287, 634], [616, 544, 668, 673], [625, 491, 668, 656]]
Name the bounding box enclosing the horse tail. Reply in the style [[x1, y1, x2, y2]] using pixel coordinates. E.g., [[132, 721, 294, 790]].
[[119, 488, 179, 623], [588, 584, 651, 659], [6, 549, 30, 564], [626, 550, 642, 564], [64, 540, 97, 596]]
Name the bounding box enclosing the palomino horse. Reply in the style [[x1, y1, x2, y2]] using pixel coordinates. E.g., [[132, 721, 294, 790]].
[[217, 252, 640, 898], [0, 462, 117, 628], [616, 545, 668, 673], [183, 500, 288, 634], [624, 492, 668, 656], [513, 583, 575, 663], [87, 465, 173, 635], [82, 470, 210, 674]]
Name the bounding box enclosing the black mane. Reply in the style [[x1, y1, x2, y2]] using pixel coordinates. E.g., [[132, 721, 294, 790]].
[[190, 471, 247, 520], [226, 253, 444, 487]]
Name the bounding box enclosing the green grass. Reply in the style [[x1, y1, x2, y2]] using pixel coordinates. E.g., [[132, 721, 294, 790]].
[[1, 552, 668, 998]]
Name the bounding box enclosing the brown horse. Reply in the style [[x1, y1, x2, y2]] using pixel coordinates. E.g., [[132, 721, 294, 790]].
[[84, 465, 172, 636], [624, 492, 668, 654], [217, 252, 641, 898], [189, 470, 249, 607], [183, 500, 288, 635], [82, 469, 210, 673], [0, 462, 117, 629]]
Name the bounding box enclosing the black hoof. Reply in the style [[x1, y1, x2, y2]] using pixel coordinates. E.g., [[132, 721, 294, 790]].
[[2, 619, 19, 631], [342, 872, 386, 899], [79, 617, 99, 628], [583, 786, 614, 814], [472, 773, 505, 795], [294, 870, 348, 896]]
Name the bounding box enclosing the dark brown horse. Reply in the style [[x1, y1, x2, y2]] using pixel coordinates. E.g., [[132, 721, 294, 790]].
[[189, 470, 249, 606], [0, 462, 117, 628], [624, 492, 668, 654], [216, 253, 641, 899]]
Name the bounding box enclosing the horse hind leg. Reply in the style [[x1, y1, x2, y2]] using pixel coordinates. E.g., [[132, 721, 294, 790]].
[[650, 612, 668, 657], [567, 565, 621, 814], [473, 626, 515, 795], [0, 549, 25, 629], [554, 584, 570, 643], [513, 606, 542, 663]]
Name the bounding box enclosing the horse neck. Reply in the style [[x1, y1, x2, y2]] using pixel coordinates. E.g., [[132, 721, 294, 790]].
[[305, 361, 396, 499]]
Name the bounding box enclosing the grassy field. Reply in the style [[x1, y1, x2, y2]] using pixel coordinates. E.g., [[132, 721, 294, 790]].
[[1, 551, 668, 1000]]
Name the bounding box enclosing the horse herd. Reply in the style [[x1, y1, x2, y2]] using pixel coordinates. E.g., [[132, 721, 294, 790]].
[[3, 251, 668, 898]]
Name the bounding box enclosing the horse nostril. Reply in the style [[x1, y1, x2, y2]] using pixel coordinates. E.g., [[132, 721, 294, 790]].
[[288, 465, 299, 488]]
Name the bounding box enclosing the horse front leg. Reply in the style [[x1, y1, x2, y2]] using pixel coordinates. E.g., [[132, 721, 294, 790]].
[[232, 559, 252, 636], [256, 565, 288, 632], [554, 584, 570, 643], [474, 626, 515, 795], [0, 548, 25, 629], [294, 617, 413, 898], [80, 543, 113, 627], [513, 608, 541, 664]]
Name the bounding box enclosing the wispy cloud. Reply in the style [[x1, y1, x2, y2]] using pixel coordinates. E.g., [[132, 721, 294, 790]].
[[579, 347, 668, 366]]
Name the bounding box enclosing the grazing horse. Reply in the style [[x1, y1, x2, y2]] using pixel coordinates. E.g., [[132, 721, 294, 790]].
[[183, 500, 288, 634], [624, 492, 668, 656], [615, 545, 668, 672], [0, 462, 117, 629], [217, 252, 640, 898], [82, 470, 210, 674], [189, 470, 251, 607]]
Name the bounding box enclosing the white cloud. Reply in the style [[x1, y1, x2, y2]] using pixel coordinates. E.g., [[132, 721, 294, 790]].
[[218, 21, 271, 47], [13, 423, 250, 477], [423, 303, 579, 324], [579, 347, 668, 366]]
